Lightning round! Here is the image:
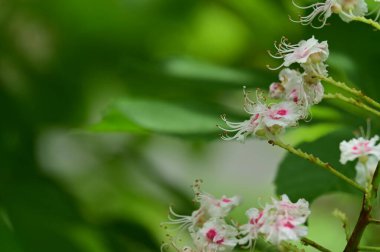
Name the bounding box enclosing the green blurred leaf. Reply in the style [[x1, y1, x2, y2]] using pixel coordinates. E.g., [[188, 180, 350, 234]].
[[274, 130, 359, 203], [89, 98, 219, 135], [0, 209, 23, 252]]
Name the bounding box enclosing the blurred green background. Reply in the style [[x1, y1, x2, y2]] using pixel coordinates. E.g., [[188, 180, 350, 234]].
[[1, 0, 380, 251]]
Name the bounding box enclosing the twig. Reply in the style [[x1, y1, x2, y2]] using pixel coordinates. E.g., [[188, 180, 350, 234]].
[[358, 246, 380, 251], [269, 139, 365, 193], [351, 16, 380, 31], [301, 237, 331, 252], [368, 218, 380, 225], [323, 93, 380, 117], [319, 76, 380, 111], [344, 163, 380, 251]]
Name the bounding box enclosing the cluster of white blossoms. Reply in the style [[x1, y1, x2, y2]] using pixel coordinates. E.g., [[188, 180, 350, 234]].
[[162, 184, 310, 252], [340, 134, 380, 187], [163, 186, 241, 252], [220, 36, 328, 142], [291, 0, 371, 28], [239, 195, 310, 247]]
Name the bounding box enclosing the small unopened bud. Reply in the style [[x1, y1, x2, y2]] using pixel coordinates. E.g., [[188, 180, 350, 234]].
[[269, 82, 285, 99], [331, 3, 342, 14]]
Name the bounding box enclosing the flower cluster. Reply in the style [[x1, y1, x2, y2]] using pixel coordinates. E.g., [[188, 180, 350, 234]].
[[239, 195, 310, 247], [162, 183, 310, 252], [220, 36, 328, 142], [292, 0, 369, 28], [162, 182, 241, 252], [220, 90, 303, 141], [340, 134, 380, 187]]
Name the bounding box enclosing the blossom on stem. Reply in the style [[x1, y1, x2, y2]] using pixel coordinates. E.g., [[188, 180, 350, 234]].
[[268, 36, 329, 76], [269, 68, 325, 114], [165, 192, 240, 233], [340, 135, 380, 187], [292, 0, 368, 27], [193, 219, 238, 252], [239, 195, 310, 247], [239, 208, 264, 247], [220, 90, 303, 141], [197, 193, 241, 219], [339, 135, 380, 164], [263, 102, 301, 129]]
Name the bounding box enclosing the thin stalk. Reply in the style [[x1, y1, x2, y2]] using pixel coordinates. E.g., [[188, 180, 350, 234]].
[[351, 16, 380, 31], [324, 93, 380, 117], [301, 237, 331, 252], [269, 139, 365, 193], [358, 246, 380, 251], [344, 196, 371, 252], [319, 76, 380, 111], [368, 218, 380, 225], [344, 163, 380, 251]]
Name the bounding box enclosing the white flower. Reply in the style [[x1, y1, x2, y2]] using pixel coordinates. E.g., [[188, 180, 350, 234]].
[[339, 135, 380, 164], [238, 208, 264, 247], [271, 69, 325, 109], [197, 193, 241, 219], [260, 195, 310, 245], [269, 36, 329, 74], [271, 195, 310, 222], [304, 80, 325, 105], [164, 192, 240, 236], [355, 156, 379, 187], [278, 68, 305, 104], [193, 219, 238, 252], [220, 100, 302, 141], [263, 102, 301, 128], [292, 0, 368, 27], [239, 195, 310, 247], [261, 215, 308, 245]]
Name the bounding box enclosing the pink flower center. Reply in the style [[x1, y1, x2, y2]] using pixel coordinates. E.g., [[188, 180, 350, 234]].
[[352, 141, 371, 155], [206, 229, 217, 240], [276, 109, 288, 116], [206, 229, 224, 244], [222, 198, 231, 203], [290, 89, 299, 103], [284, 221, 295, 229], [250, 211, 263, 225]]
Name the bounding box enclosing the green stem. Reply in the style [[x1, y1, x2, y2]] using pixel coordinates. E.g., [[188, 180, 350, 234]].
[[358, 246, 380, 251], [369, 218, 380, 225], [324, 93, 380, 117], [269, 139, 365, 193], [301, 237, 331, 252], [351, 16, 380, 31], [319, 76, 380, 111]]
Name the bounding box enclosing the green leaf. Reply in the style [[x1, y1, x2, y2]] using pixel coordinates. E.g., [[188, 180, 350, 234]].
[[89, 98, 219, 135], [274, 130, 359, 203]]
